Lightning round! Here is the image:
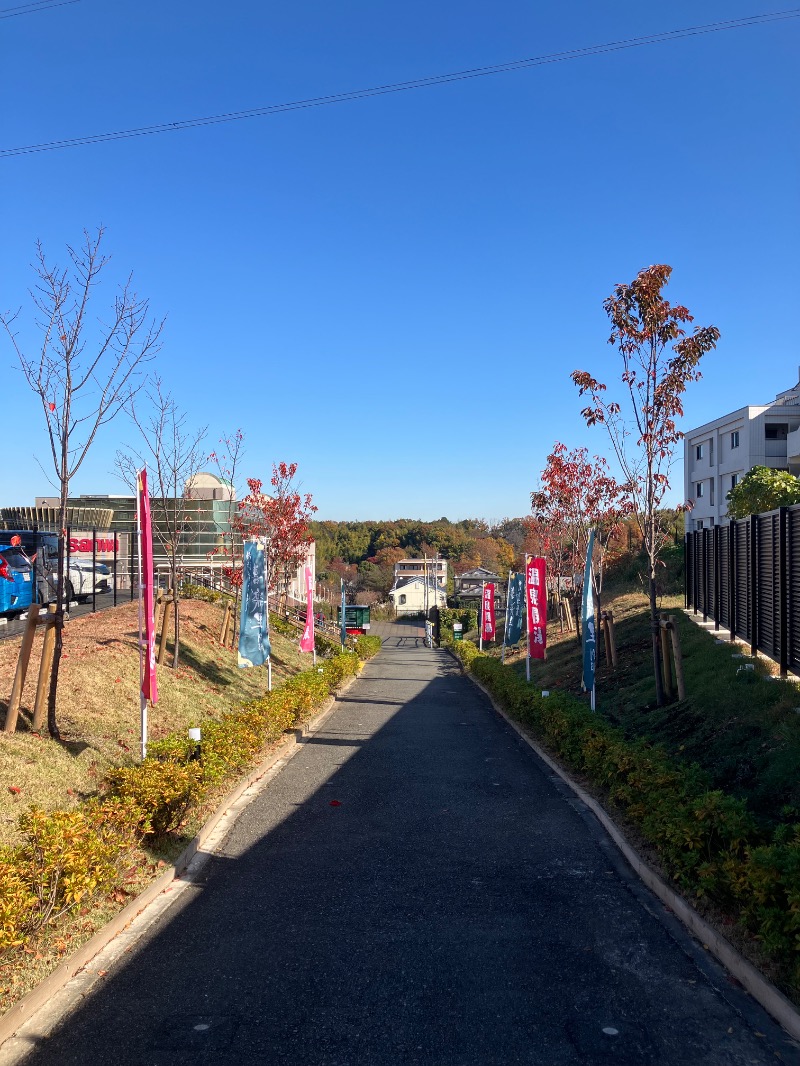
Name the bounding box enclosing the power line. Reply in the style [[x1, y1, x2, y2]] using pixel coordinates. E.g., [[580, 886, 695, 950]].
[[2, 7, 798, 158], [1, 0, 80, 19]]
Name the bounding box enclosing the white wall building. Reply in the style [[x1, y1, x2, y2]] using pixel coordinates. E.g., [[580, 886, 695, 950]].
[[684, 373, 800, 529], [388, 577, 447, 616]]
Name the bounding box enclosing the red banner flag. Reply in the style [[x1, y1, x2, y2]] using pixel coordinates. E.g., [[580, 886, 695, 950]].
[[481, 582, 496, 643], [137, 469, 158, 704], [526, 557, 547, 660], [300, 565, 315, 653]]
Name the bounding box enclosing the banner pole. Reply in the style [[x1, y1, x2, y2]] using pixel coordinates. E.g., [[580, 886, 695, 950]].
[[479, 582, 484, 652], [137, 476, 146, 761], [502, 568, 512, 664], [524, 555, 531, 683]]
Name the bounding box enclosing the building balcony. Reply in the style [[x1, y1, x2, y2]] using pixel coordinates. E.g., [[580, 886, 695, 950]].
[[787, 426, 800, 465]]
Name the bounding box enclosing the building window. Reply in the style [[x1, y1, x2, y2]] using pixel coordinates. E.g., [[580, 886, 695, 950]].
[[765, 424, 787, 439], [709, 438, 714, 465], [731, 430, 740, 449], [710, 478, 715, 505], [696, 444, 703, 460], [399, 594, 406, 605], [695, 482, 704, 498], [695, 519, 704, 530], [731, 473, 739, 489]]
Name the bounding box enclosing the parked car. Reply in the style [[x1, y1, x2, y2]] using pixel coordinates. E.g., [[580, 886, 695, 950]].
[[0, 531, 111, 605], [0, 544, 34, 615]]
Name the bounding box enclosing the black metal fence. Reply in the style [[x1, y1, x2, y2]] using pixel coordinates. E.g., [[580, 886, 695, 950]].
[[685, 504, 800, 675]]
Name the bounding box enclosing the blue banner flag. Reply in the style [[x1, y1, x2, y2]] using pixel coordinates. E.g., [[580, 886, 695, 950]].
[[340, 580, 347, 647], [238, 539, 270, 668], [581, 529, 596, 701], [505, 573, 525, 646]]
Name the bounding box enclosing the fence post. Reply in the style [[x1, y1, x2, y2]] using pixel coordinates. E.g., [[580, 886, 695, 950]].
[[702, 529, 709, 623], [779, 506, 789, 677], [684, 533, 690, 610], [716, 526, 725, 631], [729, 519, 737, 642], [750, 513, 758, 657], [65, 526, 71, 605], [691, 530, 699, 618], [92, 527, 97, 613]]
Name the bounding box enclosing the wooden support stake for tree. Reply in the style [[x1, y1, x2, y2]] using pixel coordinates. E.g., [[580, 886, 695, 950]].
[[220, 601, 232, 646], [5, 604, 41, 733], [659, 617, 675, 699], [606, 610, 618, 668], [157, 591, 174, 666], [562, 597, 574, 632], [32, 605, 58, 733], [602, 612, 612, 664], [668, 616, 686, 700]]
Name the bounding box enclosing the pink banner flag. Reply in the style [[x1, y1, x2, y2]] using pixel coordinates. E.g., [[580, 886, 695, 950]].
[[300, 565, 315, 653], [526, 557, 547, 660], [138, 469, 158, 703], [481, 583, 496, 643]]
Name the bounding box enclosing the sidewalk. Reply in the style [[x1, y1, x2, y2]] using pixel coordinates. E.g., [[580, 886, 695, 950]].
[[16, 636, 799, 1065]]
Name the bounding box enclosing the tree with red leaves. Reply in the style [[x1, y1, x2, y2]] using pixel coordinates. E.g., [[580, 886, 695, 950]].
[[531, 443, 629, 634], [234, 463, 317, 610], [572, 264, 720, 705]]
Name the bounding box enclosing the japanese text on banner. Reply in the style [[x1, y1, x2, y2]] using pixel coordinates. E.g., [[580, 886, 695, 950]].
[[526, 557, 547, 660], [482, 583, 496, 642]]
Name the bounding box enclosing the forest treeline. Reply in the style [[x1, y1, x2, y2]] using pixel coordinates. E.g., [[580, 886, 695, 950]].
[[312, 517, 535, 599], [312, 511, 685, 603]]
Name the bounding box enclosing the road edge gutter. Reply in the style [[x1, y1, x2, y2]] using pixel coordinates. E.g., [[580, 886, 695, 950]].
[[459, 662, 800, 1043], [0, 673, 359, 1052]]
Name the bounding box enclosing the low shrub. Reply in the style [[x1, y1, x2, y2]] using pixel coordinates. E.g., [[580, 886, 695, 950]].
[[0, 798, 142, 954], [181, 583, 226, 604], [105, 760, 204, 838], [354, 635, 381, 659]]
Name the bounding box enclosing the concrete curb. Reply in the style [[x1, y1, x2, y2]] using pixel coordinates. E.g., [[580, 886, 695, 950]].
[[0, 673, 359, 1049], [457, 661, 800, 1043]]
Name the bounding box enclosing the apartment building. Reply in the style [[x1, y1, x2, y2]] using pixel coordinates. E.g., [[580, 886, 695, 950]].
[[683, 374, 800, 529]]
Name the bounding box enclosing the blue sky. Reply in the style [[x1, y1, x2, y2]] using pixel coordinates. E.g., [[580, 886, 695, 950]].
[[1, 1, 798, 521]]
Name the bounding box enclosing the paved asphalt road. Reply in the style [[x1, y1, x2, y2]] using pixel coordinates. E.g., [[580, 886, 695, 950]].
[[18, 621, 800, 1065]]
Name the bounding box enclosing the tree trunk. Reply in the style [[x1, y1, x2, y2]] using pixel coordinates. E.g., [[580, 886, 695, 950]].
[[171, 556, 180, 669], [649, 573, 665, 707], [46, 480, 68, 741]]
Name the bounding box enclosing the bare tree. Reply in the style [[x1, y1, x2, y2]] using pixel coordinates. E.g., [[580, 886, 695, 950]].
[[208, 429, 245, 644], [116, 378, 207, 668], [1, 228, 162, 739]]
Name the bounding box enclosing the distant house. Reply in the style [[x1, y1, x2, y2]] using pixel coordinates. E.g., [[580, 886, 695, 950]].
[[392, 558, 448, 587], [453, 567, 504, 608], [388, 577, 447, 616]]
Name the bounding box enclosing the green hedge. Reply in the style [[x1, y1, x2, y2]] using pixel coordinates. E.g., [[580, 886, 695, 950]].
[[451, 641, 800, 989], [440, 607, 478, 632], [0, 649, 366, 957]]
